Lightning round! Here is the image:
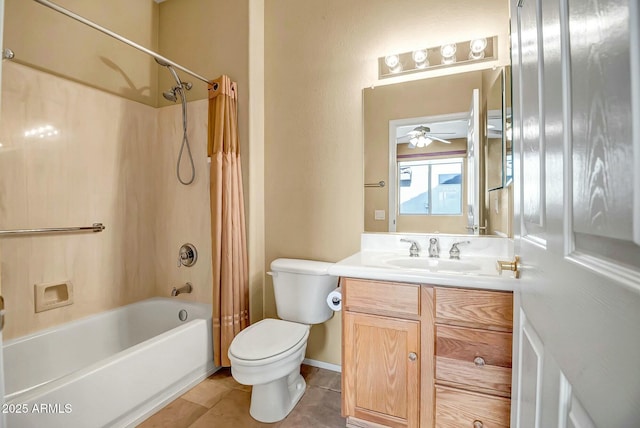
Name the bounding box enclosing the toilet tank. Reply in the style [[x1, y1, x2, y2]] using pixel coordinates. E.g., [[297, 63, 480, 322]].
[[270, 258, 338, 324]]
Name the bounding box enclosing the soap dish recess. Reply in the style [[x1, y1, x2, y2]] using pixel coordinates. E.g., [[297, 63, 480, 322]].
[[34, 281, 74, 313]]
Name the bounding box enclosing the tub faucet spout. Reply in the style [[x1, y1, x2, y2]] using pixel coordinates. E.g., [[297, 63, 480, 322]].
[[171, 282, 193, 296]]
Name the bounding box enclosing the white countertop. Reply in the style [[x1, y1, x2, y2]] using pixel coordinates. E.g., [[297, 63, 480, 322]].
[[328, 233, 518, 291], [329, 251, 517, 291]]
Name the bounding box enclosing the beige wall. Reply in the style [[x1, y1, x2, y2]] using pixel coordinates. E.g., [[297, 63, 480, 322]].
[[265, 0, 510, 365], [4, 0, 159, 106]]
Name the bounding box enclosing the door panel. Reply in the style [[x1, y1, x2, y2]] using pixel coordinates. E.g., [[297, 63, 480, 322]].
[[511, 0, 640, 427]]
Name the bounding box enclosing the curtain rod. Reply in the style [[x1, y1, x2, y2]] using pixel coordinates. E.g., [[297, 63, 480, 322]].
[[32, 0, 213, 85]]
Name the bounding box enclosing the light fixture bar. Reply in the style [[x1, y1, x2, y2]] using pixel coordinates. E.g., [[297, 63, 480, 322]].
[[378, 36, 498, 79]]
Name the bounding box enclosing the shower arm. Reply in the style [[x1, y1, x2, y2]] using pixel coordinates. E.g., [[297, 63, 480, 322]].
[[32, 0, 212, 86]]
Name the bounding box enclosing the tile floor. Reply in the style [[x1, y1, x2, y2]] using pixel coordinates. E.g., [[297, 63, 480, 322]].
[[137, 365, 345, 427]]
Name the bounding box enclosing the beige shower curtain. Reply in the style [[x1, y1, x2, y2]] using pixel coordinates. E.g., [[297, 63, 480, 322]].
[[208, 75, 249, 367]]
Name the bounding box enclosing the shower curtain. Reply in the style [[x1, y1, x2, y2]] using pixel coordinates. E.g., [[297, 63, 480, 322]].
[[208, 75, 249, 367]]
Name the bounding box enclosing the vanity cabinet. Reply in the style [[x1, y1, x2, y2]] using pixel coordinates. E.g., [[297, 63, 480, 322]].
[[341, 278, 512, 428]]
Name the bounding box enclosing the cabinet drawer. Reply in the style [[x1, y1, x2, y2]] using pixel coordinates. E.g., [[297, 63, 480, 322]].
[[435, 287, 513, 331], [343, 278, 420, 318], [435, 386, 510, 428], [435, 325, 512, 396]]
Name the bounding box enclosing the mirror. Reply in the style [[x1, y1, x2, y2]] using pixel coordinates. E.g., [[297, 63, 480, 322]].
[[486, 66, 513, 190], [364, 68, 513, 236], [486, 70, 505, 190]]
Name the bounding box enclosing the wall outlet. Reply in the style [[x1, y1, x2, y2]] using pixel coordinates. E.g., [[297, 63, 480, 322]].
[[374, 209, 386, 220]]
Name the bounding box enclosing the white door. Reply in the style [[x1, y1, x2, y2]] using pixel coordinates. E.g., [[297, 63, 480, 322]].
[[510, 0, 640, 426], [466, 89, 481, 235], [0, 0, 6, 426]]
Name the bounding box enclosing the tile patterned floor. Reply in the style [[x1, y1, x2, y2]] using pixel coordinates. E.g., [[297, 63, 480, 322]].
[[137, 365, 345, 427]]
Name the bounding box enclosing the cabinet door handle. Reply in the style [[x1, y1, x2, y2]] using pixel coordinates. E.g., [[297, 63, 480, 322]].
[[474, 356, 485, 367], [473, 420, 483, 428], [408, 352, 417, 361]]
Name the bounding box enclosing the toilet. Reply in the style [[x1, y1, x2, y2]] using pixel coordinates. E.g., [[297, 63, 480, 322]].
[[228, 258, 338, 423]]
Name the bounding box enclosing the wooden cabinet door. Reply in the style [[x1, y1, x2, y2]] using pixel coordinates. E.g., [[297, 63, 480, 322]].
[[343, 312, 420, 428]]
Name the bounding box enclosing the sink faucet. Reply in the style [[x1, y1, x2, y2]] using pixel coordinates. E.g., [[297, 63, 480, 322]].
[[428, 237, 440, 258], [449, 241, 471, 259], [400, 238, 420, 257]]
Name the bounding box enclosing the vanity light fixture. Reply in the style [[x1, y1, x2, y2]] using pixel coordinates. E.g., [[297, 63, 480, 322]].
[[378, 36, 497, 79]]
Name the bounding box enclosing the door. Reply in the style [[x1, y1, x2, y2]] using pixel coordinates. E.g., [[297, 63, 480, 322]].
[[510, 0, 640, 426], [343, 312, 420, 428], [466, 89, 481, 235], [0, 1, 6, 426]]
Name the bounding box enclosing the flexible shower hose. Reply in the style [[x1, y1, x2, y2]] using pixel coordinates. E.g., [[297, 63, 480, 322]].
[[176, 86, 195, 185]]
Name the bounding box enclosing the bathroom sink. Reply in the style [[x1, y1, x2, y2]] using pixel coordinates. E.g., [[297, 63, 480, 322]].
[[383, 257, 482, 273]]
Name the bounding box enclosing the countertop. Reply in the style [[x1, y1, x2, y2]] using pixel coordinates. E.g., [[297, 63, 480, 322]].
[[328, 251, 517, 291]]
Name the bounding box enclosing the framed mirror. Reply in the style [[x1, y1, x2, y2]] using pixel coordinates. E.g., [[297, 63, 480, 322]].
[[364, 68, 513, 236]]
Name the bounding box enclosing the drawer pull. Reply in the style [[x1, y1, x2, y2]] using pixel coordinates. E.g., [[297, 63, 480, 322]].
[[473, 356, 485, 367], [409, 352, 417, 361], [473, 421, 484, 428]]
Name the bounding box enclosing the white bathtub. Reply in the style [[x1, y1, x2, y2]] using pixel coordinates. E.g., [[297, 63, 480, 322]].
[[3, 297, 217, 427]]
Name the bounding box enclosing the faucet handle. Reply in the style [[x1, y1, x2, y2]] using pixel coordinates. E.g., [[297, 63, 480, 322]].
[[449, 241, 471, 259], [400, 238, 420, 257]]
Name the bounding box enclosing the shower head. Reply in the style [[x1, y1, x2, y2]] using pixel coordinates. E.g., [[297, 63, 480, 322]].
[[162, 89, 178, 103]]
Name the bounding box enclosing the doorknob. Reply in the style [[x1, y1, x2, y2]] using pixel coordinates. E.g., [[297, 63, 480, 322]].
[[496, 256, 520, 278]]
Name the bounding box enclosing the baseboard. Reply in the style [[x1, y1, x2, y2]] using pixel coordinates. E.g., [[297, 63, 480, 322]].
[[303, 358, 341, 373]]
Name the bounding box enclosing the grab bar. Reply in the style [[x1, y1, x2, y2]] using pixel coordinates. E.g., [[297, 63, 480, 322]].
[[365, 181, 385, 188], [0, 223, 105, 237]]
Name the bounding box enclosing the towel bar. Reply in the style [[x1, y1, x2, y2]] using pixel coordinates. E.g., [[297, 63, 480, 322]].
[[0, 223, 105, 236]]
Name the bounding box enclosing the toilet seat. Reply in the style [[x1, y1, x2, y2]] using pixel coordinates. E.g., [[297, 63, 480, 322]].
[[229, 319, 310, 366]]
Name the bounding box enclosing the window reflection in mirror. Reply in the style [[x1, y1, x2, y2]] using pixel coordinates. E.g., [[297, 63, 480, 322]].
[[398, 158, 463, 216]]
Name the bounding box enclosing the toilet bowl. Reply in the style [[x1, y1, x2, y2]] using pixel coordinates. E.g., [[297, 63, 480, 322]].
[[228, 319, 311, 422], [227, 258, 338, 423]]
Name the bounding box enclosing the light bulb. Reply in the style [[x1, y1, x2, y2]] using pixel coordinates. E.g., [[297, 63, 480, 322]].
[[440, 43, 457, 59], [470, 38, 487, 53], [384, 54, 400, 68], [469, 50, 485, 60], [412, 49, 427, 64]]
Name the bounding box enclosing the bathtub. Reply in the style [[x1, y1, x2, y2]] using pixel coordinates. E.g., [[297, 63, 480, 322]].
[[2, 297, 217, 427]]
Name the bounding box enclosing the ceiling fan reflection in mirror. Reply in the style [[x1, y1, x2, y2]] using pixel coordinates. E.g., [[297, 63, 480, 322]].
[[397, 125, 455, 148]]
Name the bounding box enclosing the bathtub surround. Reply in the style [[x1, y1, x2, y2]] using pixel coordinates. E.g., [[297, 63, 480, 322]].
[[0, 62, 213, 339], [207, 75, 250, 368]]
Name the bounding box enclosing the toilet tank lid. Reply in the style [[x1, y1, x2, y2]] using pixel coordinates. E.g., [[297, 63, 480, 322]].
[[270, 258, 334, 275]]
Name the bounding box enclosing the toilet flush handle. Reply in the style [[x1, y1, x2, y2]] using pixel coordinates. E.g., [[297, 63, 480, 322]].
[[266, 271, 278, 277]]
